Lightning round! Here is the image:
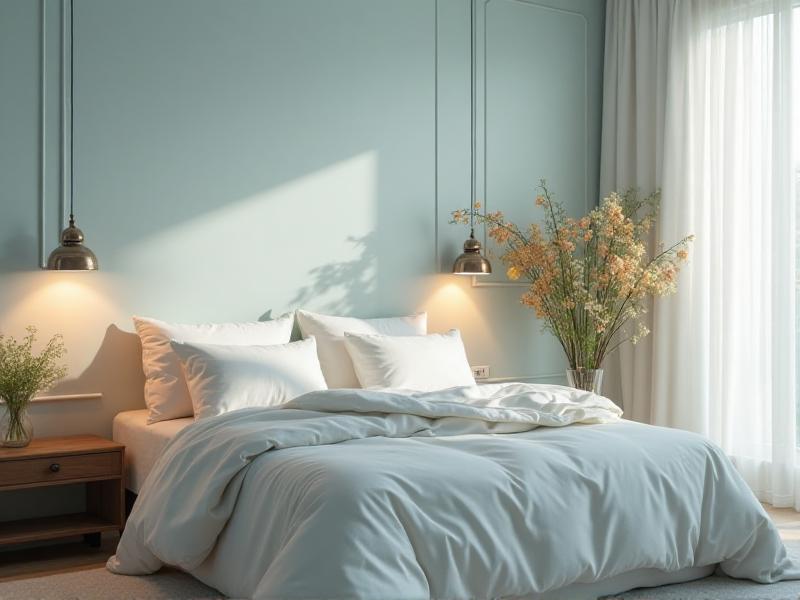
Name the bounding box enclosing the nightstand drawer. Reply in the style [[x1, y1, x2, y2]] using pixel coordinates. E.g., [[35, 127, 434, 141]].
[[0, 451, 121, 488]]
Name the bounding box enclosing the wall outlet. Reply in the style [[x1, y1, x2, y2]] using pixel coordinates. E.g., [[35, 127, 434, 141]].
[[471, 365, 490, 380]]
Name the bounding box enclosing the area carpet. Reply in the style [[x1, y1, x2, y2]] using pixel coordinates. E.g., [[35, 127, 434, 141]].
[[0, 566, 222, 600], [607, 536, 800, 600], [2, 533, 800, 599]]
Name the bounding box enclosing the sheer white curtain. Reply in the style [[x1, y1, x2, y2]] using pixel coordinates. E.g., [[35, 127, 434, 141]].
[[601, 0, 797, 507]]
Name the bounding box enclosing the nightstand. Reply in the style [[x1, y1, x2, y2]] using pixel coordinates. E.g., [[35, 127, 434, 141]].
[[0, 435, 125, 548]]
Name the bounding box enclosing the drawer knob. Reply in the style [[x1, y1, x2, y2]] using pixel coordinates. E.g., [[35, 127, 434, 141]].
[[49, 463, 60, 473]]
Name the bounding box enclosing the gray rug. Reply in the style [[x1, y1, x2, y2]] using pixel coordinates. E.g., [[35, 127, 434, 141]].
[[608, 538, 800, 600], [0, 566, 223, 600], [2, 543, 800, 599]]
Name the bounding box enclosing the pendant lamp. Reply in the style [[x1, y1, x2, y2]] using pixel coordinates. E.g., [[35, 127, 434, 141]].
[[453, 0, 491, 276], [47, 0, 98, 271]]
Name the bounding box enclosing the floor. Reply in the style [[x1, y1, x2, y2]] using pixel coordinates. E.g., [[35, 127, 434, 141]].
[[0, 532, 223, 599], [0, 506, 798, 598], [0, 533, 120, 584], [768, 505, 800, 539]]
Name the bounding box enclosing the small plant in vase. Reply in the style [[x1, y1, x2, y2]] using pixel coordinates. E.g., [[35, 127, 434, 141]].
[[452, 181, 693, 394], [0, 327, 66, 447]]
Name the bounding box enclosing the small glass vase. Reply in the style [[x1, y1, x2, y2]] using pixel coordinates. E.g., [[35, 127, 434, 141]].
[[1, 403, 34, 448], [566, 368, 604, 394]]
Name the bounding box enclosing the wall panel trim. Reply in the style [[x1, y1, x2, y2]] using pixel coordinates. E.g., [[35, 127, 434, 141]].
[[0, 393, 103, 404], [434, 0, 440, 270], [474, 0, 590, 288], [484, 372, 564, 383], [39, 0, 47, 268]]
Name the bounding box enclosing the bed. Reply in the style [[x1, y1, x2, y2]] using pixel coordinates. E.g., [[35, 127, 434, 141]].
[[107, 383, 799, 599], [112, 409, 193, 494]]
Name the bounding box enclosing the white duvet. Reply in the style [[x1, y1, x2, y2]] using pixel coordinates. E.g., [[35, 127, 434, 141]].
[[108, 383, 799, 599]]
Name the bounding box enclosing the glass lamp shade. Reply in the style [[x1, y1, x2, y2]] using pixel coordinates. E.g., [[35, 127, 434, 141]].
[[46, 216, 98, 271], [452, 235, 491, 275]]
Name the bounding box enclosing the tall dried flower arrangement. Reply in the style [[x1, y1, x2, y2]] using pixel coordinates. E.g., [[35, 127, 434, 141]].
[[452, 181, 693, 386]]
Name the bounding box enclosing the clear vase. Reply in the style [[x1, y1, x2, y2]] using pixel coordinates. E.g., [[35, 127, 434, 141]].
[[1, 403, 34, 448], [566, 368, 604, 394]]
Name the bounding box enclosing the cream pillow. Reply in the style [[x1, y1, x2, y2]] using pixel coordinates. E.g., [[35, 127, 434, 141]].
[[295, 310, 427, 388], [343, 329, 475, 391], [133, 314, 294, 423], [172, 337, 327, 420]]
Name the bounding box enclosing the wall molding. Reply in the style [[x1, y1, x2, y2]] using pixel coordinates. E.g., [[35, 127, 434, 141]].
[[470, 275, 526, 287], [474, 0, 590, 288], [1, 393, 103, 404], [483, 371, 564, 383], [32, 392, 102, 403], [38, 0, 71, 268], [433, 0, 440, 271], [60, 0, 70, 232], [39, 0, 47, 268]]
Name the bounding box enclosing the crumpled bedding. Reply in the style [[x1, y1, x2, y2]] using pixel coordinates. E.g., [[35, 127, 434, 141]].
[[108, 383, 799, 599]]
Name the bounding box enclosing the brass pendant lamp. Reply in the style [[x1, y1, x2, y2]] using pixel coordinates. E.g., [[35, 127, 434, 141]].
[[47, 0, 98, 271], [453, 0, 491, 276]]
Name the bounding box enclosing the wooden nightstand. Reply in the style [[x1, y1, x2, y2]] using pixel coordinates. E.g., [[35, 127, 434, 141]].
[[0, 435, 125, 548]]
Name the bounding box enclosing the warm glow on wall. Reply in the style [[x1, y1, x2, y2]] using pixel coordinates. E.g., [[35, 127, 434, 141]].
[[421, 275, 495, 349], [0, 272, 121, 377]]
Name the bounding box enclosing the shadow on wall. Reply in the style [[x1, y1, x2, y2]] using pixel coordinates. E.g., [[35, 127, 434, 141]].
[[288, 232, 378, 315], [49, 324, 143, 399], [261, 232, 380, 328], [39, 233, 377, 412], [29, 325, 146, 436]]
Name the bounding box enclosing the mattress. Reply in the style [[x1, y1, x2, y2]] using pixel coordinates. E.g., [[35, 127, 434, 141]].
[[112, 409, 193, 494]]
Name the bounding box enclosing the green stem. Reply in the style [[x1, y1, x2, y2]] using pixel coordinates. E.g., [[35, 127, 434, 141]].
[[3, 402, 30, 443]]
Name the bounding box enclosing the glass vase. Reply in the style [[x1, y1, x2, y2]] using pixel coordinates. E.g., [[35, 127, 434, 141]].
[[566, 368, 604, 394], [1, 402, 34, 448]]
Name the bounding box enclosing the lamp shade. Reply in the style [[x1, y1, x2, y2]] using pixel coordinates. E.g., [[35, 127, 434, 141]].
[[452, 235, 491, 275], [46, 215, 98, 271]]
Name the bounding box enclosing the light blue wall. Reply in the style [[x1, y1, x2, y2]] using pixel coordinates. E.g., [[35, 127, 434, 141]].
[[0, 0, 604, 438]]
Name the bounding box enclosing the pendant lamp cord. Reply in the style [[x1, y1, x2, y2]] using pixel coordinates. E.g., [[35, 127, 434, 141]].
[[69, 0, 75, 226], [469, 0, 475, 239]]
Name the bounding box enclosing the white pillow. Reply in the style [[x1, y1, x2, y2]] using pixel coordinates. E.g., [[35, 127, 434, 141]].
[[171, 337, 327, 420], [343, 329, 475, 391], [295, 310, 427, 388], [133, 314, 294, 423]]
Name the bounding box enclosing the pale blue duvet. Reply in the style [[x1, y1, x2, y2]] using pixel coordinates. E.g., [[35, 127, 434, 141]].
[[108, 383, 799, 599]]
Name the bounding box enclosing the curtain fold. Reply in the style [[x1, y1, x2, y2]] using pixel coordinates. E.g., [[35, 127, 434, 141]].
[[601, 0, 797, 507], [600, 0, 678, 422]]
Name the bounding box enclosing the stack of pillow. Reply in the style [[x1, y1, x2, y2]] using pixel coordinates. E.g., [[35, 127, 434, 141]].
[[133, 310, 476, 424]]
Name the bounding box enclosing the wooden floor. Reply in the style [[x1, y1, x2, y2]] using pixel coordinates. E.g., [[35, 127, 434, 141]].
[[764, 505, 800, 540], [1, 506, 799, 584], [0, 531, 120, 583]]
